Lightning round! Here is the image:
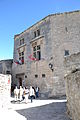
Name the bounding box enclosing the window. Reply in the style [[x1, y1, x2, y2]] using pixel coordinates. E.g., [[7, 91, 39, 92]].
[[33, 52, 36, 58], [35, 74, 38, 78], [20, 38, 24, 45], [22, 52, 24, 55], [37, 29, 40, 36], [34, 31, 36, 38], [37, 51, 41, 60], [6, 71, 11, 74], [33, 44, 41, 60], [25, 75, 27, 78], [33, 46, 36, 51], [34, 29, 40, 38], [65, 27, 68, 32], [42, 74, 45, 78], [37, 45, 40, 50], [19, 51, 24, 64], [64, 50, 69, 56], [19, 53, 21, 56]]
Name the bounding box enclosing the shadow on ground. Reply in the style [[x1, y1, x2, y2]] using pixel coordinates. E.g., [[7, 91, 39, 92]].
[[16, 102, 71, 120]]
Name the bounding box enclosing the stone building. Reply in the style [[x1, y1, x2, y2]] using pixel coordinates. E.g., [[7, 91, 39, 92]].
[[0, 59, 13, 75], [12, 10, 80, 98]]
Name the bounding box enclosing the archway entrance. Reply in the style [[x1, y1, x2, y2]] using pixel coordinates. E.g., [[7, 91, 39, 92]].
[[16, 73, 25, 88]]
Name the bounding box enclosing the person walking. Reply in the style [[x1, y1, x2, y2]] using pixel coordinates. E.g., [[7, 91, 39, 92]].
[[35, 86, 39, 98], [29, 86, 35, 103], [24, 87, 29, 104], [14, 86, 19, 101], [19, 86, 23, 101]]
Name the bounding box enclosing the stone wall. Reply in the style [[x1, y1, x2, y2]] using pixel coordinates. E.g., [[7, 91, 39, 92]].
[[64, 52, 80, 120], [0, 74, 11, 108], [0, 59, 13, 75]]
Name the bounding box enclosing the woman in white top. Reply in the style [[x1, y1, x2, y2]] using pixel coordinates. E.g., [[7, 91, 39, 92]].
[[24, 87, 29, 103]]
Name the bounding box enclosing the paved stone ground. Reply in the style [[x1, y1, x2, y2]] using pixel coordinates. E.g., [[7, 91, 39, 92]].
[[16, 100, 71, 120]]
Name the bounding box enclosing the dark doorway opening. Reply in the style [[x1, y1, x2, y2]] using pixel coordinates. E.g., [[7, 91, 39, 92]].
[[19, 78, 22, 87]]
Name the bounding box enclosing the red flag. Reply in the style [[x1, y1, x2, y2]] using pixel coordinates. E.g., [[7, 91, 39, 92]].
[[21, 59, 24, 63], [28, 55, 38, 61], [14, 60, 19, 64], [14, 60, 22, 65]]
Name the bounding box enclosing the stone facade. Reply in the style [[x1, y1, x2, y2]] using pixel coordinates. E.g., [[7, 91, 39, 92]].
[[12, 10, 80, 98], [64, 52, 80, 120], [0, 59, 13, 75]]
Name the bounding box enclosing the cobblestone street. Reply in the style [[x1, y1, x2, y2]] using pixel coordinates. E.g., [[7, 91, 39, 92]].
[[14, 99, 71, 120]]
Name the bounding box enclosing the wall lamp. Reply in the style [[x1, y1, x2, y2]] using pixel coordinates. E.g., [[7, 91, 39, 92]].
[[49, 63, 54, 72]]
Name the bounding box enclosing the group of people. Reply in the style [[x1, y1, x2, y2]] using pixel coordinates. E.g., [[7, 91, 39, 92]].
[[14, 86, 39, 103]]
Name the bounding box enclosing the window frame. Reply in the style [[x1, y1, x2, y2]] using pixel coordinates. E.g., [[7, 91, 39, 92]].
[[20, 38, 24, 46], [19, 51, 24, 64], [34, 29, 40, 38], [37, 29, 40, 36], [34, 31, 36, 38], [33, 44, 41, 60]]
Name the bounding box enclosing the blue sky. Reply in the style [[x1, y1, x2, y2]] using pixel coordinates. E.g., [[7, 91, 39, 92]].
[[0, 0, 80, 60]]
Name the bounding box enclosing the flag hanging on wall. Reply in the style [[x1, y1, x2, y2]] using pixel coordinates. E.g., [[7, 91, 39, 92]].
[[14, 60, 22, 65], [28, 55, 38, 61]]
